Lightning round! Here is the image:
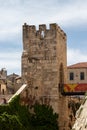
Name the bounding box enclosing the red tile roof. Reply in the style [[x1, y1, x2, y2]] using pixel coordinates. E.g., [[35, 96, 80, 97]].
[[68, 62, 87, 69]]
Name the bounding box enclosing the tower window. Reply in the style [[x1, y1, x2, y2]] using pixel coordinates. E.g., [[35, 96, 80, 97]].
[[41, 31, 45, 38], [69, 72, 74, 80], [2, 89, 5, 95], [80, 72, 84, 80]]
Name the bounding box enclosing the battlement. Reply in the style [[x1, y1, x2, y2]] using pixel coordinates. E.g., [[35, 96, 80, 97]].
[[23, 23, 58, 31], [29, 25, 36, 32], [39, 24, 46, 31], [23, 23, 66, 39], [50, 23, 57, 30], [57, 25, 66, 39], [23, 23, 36, 32]]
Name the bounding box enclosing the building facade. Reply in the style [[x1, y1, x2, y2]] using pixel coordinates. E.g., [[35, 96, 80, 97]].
[[22, 23, 69, 130], [0, 68, 22, 104], [67, 62, 87, 84], [65, 62, 87, 94]]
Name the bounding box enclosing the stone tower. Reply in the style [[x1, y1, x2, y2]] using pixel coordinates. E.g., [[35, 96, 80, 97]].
[[22, 23, 68, 130]]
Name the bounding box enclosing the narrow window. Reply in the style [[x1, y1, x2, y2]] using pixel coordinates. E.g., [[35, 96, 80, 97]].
[[80, 72, 84, 80], [69, 72, 74, 80], [2, 89, 5, 95], [41, 31, 44, 38]]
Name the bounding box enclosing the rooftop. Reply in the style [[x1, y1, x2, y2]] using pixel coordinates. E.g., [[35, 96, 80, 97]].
[[68, 62, 87, 69]]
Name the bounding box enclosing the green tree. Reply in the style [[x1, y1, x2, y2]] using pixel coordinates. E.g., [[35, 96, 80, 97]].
[[31, 103, 59, 130], [0, 95, 59, 130], [0, 112, 22, 130]]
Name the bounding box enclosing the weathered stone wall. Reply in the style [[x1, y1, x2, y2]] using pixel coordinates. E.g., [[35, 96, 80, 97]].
[[22, 23, 68, 130]]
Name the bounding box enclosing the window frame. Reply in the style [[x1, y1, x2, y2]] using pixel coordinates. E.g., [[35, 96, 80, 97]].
[[69, 72, 74, 80], [80, 72, 85, 80]]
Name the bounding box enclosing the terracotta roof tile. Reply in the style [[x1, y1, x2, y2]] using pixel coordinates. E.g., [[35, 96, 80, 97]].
[[67, 62, 87, 69]]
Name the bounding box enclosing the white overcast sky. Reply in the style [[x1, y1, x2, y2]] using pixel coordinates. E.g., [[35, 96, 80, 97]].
[[0, 0, 87, 75]]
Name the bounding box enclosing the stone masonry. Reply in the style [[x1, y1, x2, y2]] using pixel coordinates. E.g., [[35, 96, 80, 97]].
[[22, 23, 68, 130]]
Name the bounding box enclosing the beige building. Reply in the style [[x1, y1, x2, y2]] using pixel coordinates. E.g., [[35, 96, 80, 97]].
[[22, 23, 68, 130], [65, 62, 87, 94], [7, 73, 22, 93], [67, 62, 87, 84], [0, 69, 22, 104]]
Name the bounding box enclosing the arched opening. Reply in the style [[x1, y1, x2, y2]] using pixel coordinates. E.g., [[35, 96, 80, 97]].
[[59, 63, 64, 93]]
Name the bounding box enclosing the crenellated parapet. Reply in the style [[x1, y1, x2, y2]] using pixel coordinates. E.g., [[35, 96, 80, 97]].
[[23, 23, 66, 41]]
